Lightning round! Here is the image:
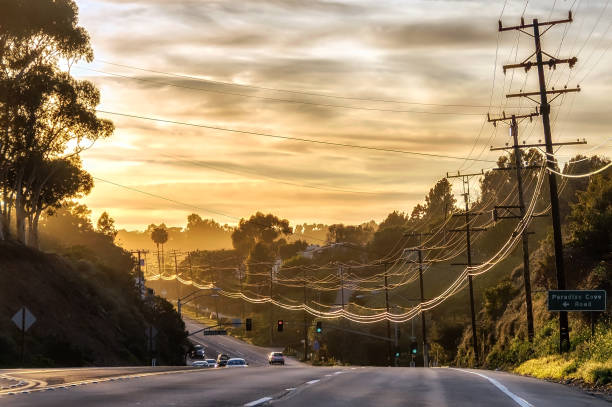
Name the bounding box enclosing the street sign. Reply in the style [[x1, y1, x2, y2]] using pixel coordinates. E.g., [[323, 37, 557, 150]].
[[313, 340, 320, 351], [548, 290, 606, 311], [203, 330, 227, 336], [12, 307, 36, 332]]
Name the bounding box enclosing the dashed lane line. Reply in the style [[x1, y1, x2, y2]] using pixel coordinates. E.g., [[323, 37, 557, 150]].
[[244, 396, 273, 406], [452, 369, 534, 407], [306, 379, 320, 385]]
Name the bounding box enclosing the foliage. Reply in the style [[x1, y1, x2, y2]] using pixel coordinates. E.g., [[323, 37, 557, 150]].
[[514, 325, 612, 386], [326, 223, 374, 245], [231, 212, 291, 256], [96, 212, 118, 240], [483, 279, 518, 320], [151, 226, 169, 246], [569, 172, 612, 254], [379, 211, 408, 230], [0, 0, 112, 245]]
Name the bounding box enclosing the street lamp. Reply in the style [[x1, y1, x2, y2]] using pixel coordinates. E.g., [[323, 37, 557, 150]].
[[177, 287, 220, 318]]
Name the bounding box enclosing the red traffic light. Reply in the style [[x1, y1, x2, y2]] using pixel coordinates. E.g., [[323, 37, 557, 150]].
[[277, 320, 284, 332]]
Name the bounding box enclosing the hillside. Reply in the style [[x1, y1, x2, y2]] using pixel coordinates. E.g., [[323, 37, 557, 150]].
[[0, 241, 189, 367], [455, 171, 612, 388]]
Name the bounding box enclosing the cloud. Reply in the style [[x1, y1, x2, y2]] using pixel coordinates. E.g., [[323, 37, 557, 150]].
[[73, 0, 612, 231]]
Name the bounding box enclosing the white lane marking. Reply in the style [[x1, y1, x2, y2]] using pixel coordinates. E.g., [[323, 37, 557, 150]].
[[333, 371, 343, 375], [306, 379, 320, 385], [324, 374, 333, 377], [244, 396, 273, 406], [453, 369, 534, 407], [285, 388, 296, 391]]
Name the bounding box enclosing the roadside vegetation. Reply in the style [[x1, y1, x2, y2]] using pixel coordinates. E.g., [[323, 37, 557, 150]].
[[0, 0, 188, 367], [149, 154, 609, 373]]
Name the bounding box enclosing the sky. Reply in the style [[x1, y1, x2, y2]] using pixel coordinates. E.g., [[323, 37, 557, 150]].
[[72, 0, 612, 231]]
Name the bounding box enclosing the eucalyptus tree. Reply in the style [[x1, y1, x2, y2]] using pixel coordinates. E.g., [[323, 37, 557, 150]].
[[0, 0, 112, 243]]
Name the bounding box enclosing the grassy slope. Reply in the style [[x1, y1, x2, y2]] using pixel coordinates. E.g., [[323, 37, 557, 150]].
[[0, 241, 186, 367]]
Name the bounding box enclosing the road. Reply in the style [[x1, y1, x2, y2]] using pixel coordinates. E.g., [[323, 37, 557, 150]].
[[0, 365, 608, 406], [1, 318, 607, 406], [184, 317, 301, 367]]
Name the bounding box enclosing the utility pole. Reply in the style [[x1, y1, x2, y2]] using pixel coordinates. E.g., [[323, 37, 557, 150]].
[[187, 253, 195, 316], [172, 250, 181, 301], [339, 264, 347, 363], [239, 263, 245, 332], [404, 231, 434, 367], [499, 11, 582, 352], [382, 262, 392, 365], [489, 111, 542, 342], [302, 268, 309, 361], [447, 170, 487, 365], [130, 250, 149, 299], [270, 264, 274, 344]]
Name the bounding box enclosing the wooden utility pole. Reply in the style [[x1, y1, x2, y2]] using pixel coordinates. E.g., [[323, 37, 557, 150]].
[[383, 262, 392, 366], [172, 250, 180, 301], [239, 263, 245, 332], [488, 111, 540, 342], [131, 250, 149, 299], [187, 252, 197, 316], [270, 265, 274, 344], [302, 268, 309, 361], [447, 170, 487, 365], [339, 264, 347, 363], [500, 11, 582, 352], [404, 231, 434, 367]]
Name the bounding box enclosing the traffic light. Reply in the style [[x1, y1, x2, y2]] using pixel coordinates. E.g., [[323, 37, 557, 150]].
[[394, 347, 400, 358], [316, 321, 322, 333], [277, 320, 284, 332], [410, 341, 418, 355], [245, 318, 252, 331]]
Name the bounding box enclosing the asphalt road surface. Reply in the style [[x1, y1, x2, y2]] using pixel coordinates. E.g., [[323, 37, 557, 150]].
[[1, 366, 608, 406], [184, 318, 300, 367], [1, 319, 607, 406]]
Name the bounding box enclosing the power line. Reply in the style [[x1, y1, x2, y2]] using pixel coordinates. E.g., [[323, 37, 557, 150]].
[[77, 67, 488, 116], [161, 153, 382, 195], [95, 109, 499, 163], [94, 59, 512, 108]]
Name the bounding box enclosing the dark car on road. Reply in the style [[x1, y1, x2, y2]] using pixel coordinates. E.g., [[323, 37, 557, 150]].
[[216, 353, 230, 367], [190, 344, 205, 360]]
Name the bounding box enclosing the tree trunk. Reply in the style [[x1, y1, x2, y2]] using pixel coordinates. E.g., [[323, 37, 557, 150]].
[[27, 209, 41, 249], [14, 170, 26, 243], [156, 243, 161, 277], [0, 213, 5, 241]]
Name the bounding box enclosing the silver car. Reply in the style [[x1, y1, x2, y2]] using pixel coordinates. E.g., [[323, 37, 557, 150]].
[[268, 352, 285, 365]]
